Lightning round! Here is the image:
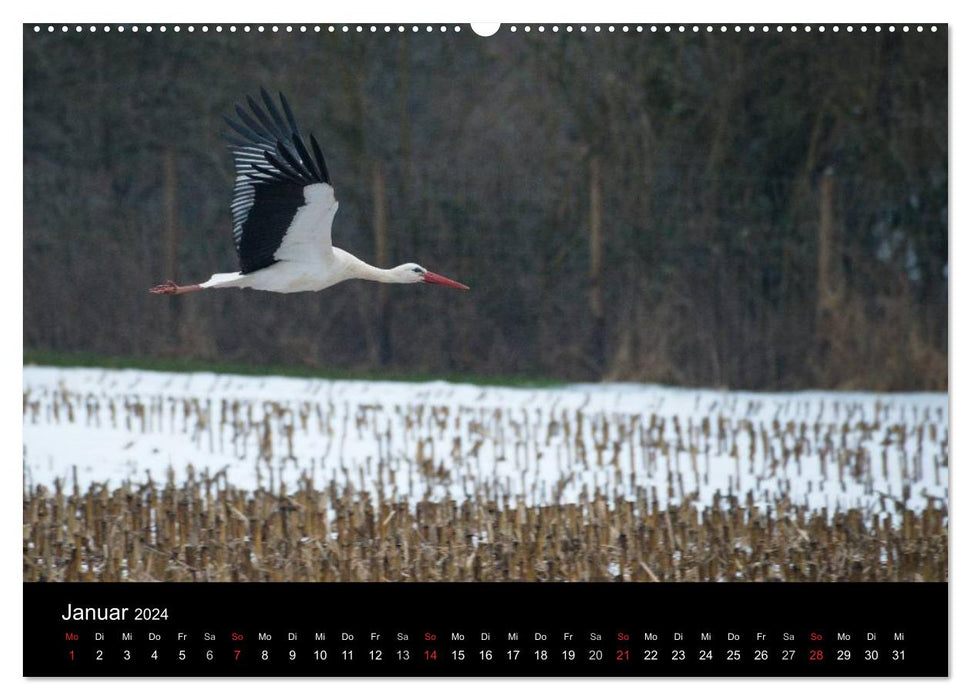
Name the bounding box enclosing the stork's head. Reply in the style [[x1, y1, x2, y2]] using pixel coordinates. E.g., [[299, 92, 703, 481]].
[[395, 264, 469, 290]]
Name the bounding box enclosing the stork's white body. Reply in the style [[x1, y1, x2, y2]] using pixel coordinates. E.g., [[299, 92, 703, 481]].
[[201, 247, 393, 293]]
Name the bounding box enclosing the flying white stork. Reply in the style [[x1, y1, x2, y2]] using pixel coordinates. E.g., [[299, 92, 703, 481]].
[[150, 89, 468, 296]]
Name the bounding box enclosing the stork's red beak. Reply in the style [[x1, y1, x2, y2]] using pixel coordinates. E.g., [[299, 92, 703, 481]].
[[423, 271, 469, 290]]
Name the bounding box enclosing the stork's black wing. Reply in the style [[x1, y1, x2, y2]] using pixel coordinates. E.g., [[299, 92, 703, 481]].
[[223, 89, 335, 274]]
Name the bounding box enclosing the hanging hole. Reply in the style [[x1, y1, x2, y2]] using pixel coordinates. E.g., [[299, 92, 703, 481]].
[[470, 23, 500, 37]]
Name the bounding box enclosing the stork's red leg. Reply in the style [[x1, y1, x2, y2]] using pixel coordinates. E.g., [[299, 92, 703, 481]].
[[149, 280, 203, 295]]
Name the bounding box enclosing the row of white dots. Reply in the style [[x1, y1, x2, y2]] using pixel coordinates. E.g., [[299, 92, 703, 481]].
[[33, 24, 940, 34], [510, 25, 938, 33], [33, 25, 464, 33]]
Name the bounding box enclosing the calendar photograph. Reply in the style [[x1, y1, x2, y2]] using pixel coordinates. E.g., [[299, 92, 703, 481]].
[[23, 22, 947, 595]]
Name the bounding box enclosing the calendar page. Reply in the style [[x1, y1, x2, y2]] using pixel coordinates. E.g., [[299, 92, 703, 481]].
[[22, 20, 948, 677]]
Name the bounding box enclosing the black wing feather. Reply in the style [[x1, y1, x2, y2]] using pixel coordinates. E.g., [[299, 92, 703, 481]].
[[235, 104, 274, 140], [246, 95, 282, 139], [261, 87, 292, 137], [264, 150, 305, 182], [292, 132, 322, 181], [276, 140, 317, 183], [222, 90, 334, 274], [310, 134, 330, 183], [279, 92, 301, 136], [224, 115, 265, 144], [251, 162, 300, 184]]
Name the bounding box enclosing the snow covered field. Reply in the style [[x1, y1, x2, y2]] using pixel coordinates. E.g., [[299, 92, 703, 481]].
[[23, 366, 948, 517]]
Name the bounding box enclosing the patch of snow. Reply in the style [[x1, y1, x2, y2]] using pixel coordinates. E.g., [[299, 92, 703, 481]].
[[22, 367, 948, 519]]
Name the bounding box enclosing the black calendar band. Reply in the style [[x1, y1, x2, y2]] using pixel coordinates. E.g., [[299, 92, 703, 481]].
[[24, 582, 947, 677]]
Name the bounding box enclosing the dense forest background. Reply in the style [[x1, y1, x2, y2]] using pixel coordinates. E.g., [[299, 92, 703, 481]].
[[23, 26, 947, 390]]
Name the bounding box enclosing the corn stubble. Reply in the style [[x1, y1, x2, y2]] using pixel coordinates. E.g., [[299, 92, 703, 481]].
[[23, 475, 946, 582], [23, 380, 948, 582]]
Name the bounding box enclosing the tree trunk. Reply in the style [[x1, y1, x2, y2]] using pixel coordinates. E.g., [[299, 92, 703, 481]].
[[163, 148, 182, 352], [589, 155, 606, 375], [814, 167, 840, 372], [816, 167, 839, 320], [373, 161, 392, 366]]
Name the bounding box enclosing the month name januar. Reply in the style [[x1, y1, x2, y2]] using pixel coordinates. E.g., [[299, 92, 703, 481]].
[[61, 603, 129, 621]]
